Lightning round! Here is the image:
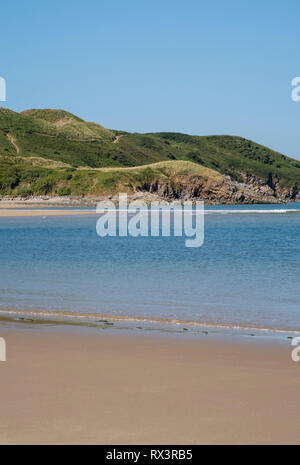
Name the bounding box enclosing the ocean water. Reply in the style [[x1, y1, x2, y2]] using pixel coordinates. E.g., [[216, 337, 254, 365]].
[[0, 203, 299, 331]]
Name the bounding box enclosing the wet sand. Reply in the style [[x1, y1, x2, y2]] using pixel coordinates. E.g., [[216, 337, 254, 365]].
[[0, 327, 299, 445]]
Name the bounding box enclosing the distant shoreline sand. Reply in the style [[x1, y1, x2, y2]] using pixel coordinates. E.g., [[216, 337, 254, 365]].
[[0, 209, 98, 217], [0, 326, 299, 444]]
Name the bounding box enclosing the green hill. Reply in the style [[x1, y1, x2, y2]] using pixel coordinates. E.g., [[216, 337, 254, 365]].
[[0, 107, 299, 200]]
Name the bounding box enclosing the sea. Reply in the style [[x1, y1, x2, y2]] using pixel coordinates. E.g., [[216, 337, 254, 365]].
[[0, 202, 299, 338]]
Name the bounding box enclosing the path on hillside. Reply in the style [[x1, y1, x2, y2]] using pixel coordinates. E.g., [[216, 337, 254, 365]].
[[7, 133, 20, 153], [77, 159, 221, 179], [113, 135, 122, 144]]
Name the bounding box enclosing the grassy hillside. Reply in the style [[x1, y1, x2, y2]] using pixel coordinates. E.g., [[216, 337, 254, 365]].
[[0, 154, 221, 197], [0, 107, 300, 197]]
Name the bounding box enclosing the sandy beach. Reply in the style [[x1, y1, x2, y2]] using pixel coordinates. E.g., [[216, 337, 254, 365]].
[[0, 327, 299, 445], [0, 209, 97, 217]]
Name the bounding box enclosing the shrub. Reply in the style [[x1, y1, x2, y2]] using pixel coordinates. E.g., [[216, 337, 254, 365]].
[[57, 186, 71, 196]]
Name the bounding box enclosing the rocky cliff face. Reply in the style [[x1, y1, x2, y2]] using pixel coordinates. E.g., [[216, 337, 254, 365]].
[[1, 172, 298, 206], [137, 173, 300, 204]]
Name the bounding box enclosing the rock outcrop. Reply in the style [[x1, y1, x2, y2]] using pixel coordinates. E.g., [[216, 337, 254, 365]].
[[1, 172, 299, 206], [134, 173, 300, 204]]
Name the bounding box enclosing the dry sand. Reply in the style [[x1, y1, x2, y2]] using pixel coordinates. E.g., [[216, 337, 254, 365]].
[[0, 328, 299, 445], [0, 209, 97, 217]]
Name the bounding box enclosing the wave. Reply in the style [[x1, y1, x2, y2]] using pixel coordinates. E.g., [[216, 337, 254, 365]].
[[0, 308, 299, 335], [205, 209, 300, 214], [99, 208, 300, 215]]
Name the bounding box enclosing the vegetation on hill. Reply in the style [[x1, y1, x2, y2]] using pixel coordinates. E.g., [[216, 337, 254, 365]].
[[0, 155, 221, 197], [0, 107, 299, 198]]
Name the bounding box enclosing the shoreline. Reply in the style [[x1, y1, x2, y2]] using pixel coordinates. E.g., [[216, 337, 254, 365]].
[[0, 195, 296, 210], [0, 308, 299, 343], [0, 324, 299, 444], [0, 208, 98, 217], [0, 206, 299, 218]]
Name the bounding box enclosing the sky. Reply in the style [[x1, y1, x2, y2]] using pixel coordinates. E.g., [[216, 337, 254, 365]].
[[1, 0, 300, 159]]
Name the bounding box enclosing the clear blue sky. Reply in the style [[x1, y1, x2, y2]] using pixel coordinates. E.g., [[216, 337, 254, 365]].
[[1, 0, 300, 159]]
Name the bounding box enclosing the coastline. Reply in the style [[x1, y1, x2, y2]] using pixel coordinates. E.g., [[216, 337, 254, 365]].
[[0, 307, 299, 342], [0, 208, 98, 217], [0, 203, 299, 217], [1, 202, 300, 444], [0, 193, 295, 210], [0, 324, 299, 445]]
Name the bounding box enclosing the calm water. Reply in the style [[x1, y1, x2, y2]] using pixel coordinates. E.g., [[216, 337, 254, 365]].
[[0, 203, 300, 330]]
